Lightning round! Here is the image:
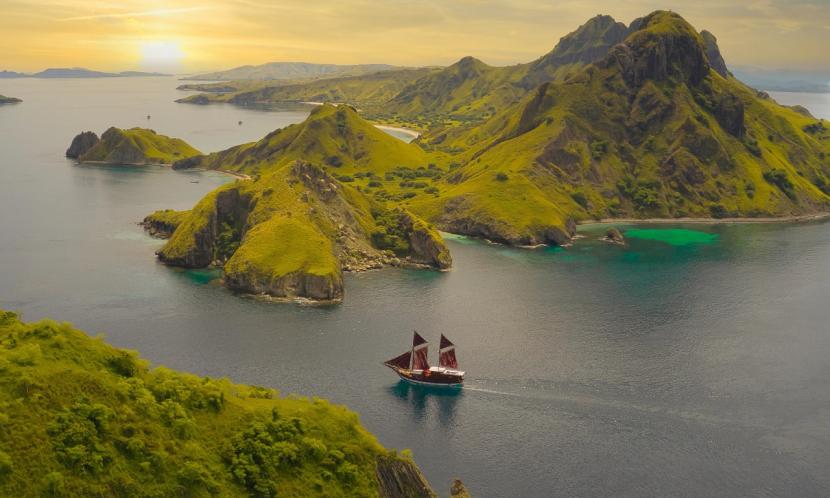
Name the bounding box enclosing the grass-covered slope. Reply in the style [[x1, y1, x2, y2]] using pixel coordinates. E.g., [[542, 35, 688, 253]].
[[175, 104, 429, 176], [0, 95, 22, 104], [152, 105, 451, 302], [75, 127, 201, 166], [0, 310, 435, 497], [413, 11, 830, 243]]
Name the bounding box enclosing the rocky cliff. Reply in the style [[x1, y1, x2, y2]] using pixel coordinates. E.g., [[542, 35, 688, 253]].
[[65, 131, 99, 158]]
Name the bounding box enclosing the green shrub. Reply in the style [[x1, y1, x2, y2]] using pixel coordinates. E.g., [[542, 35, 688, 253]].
[[494, 172, 509, 182], [763, 169, 795, 199], [0, 451, 12, 479]]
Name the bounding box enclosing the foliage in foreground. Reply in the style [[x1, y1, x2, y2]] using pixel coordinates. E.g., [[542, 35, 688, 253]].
[[0, 310, 426, 497]]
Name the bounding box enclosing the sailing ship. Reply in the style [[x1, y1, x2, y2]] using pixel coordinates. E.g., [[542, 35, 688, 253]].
[[384, 332, 464, 387]]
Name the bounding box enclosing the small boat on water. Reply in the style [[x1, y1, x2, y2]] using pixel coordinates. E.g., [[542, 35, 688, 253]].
[[384, 332, 464, 387]]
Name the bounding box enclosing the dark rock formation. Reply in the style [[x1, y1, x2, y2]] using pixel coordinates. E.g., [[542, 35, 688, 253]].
[[172, 155, 204, 170], [375, 454, 436, 498], [700, 30, 730, 78], [602, 11, 709, 88], [450, 479, 472, 498], [395, 209, 452, 269], [714, 91, 746, 137], [523, 15, 628, 88], [603, 227, 625, 245], [65, 131, 99, 158], [224, 269, 344, 302]]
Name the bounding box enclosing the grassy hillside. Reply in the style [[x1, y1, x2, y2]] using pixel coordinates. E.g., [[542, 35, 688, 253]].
[[411, 11, 830, 244], [0, 310, 435, 497], [78, 128, 201, 165], [152, 105, 451, 302]]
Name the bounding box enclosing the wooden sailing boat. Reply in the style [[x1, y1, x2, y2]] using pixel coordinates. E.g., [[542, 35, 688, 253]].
[[384, 332, 464, 387]]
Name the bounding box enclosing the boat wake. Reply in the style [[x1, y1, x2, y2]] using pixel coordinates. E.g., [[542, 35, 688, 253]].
[[462, 379, 773, 432]]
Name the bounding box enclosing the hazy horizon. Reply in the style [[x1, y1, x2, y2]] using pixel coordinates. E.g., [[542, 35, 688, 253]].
[[2, 1, 828, 74]]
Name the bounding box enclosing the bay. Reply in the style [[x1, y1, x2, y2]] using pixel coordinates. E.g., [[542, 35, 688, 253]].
[[2, 78, 830, 496]]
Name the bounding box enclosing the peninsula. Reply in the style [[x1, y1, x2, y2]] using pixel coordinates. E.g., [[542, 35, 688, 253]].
[[66, 127, 201, 166], [0, 95, 21, 104], [0, 309, 440, 497]]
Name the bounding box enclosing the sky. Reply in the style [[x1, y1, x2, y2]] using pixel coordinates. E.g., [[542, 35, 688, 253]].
[[1, 0, 828, 74]]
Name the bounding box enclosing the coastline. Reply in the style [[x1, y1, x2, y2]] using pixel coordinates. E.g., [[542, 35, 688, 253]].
[[373, 124, 421, 139], [579, 212, 830, 226]]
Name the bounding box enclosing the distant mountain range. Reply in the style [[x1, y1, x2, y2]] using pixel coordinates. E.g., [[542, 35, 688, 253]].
[[0, 68, 170, 78], [731, 66, 830, 93], [183, 62, 399, 81]]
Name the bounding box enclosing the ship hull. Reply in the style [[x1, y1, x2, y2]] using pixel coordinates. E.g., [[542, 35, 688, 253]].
[[387, 366, 464, 388]]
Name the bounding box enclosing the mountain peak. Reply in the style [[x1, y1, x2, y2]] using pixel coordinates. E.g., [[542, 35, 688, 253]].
[[523, 14, 627, 88], [700, 30, 730, 78], [601, 10, 709, 87]]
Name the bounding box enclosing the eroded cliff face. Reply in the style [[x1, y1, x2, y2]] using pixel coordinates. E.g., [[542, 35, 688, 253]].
[[376, 455, 437, 498], [65, 131, 99, 158]]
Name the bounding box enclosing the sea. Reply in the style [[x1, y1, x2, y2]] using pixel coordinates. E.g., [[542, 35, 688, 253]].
[[1, 78, 830, 496]]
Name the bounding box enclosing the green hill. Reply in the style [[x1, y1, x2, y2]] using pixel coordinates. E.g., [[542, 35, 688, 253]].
[[0, 310, 436, 497], [408, 11, 830, 244], [69, 127, 201, 166], [150, 105, 450, 302]]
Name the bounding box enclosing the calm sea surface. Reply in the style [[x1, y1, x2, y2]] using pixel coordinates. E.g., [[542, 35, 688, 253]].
[[1, 78, 830, 496]]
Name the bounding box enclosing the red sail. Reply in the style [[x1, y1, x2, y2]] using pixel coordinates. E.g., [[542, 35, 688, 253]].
[[439, 334, 458, 368], [413, 347, 429, 371], [412, 331, 429, 370], [384, 351, 411, 369]]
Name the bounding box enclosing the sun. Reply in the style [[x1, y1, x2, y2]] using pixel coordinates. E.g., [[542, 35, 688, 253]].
[[139, 40, 184, 71]]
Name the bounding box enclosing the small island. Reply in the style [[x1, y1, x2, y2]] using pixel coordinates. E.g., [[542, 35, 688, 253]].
[[0, 95, 22, 104], [66, 127, 201, 166]]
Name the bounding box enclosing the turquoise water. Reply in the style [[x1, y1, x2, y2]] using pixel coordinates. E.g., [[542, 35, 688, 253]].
[[623, 227, 720, 246], [2, 79, 830, 496]]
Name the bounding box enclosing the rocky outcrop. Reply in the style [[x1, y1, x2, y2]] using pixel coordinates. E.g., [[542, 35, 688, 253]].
[[602, 11, 709, 88], [450, 480, 472, 498], [713, 91, 746, 137], [65, 131, 99, 158], [224, 269, 344, 302], [157, 187, 254, 268], [437, 197, 574, 246], [376, 454, 436, 498], [395, 209, 452, 269], [172, 155, 204, 170], [700, 30, 730, 78], [141, 209, 187, 238], [602, 227, 625, 245]]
